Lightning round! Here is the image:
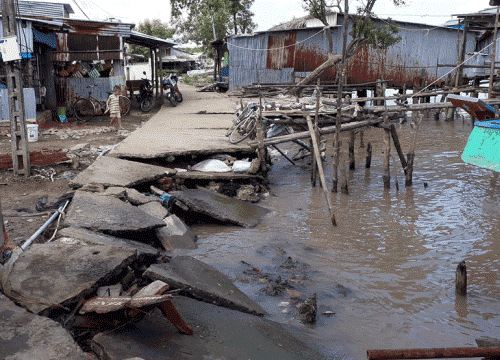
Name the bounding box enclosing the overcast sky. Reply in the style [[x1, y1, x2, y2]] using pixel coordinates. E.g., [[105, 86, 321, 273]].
[[49, 0, 490, 30]]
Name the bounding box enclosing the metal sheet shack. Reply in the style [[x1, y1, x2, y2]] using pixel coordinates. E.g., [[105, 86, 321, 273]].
[[227, 14, 476, 90]]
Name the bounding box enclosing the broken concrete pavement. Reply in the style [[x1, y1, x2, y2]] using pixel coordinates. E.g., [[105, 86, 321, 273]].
[[2, 242, 137, 314], [64, 190, 165, 234], [145, 256, 265, 316], [0, 294, 88, 360], [69, 156, 175, 189], [171, 188, 271, 227]]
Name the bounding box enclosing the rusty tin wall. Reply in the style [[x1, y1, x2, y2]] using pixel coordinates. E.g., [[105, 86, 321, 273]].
[[228, 21, 475, 89], [56, 33, 123, 62]]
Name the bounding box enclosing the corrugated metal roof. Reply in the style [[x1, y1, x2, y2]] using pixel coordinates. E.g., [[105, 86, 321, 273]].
[[127, 31, 177, 48], [0, 1, 73, 18]]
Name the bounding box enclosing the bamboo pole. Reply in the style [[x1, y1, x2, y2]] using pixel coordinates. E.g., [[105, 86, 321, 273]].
[[488, 6, 500, 99], [340, 151, 348, 195], [256, 86, 267, 174], [306, 116, 336, 225], [312, 79, 321, 186]]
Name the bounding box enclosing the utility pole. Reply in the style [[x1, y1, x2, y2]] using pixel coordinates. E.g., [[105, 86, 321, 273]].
[[1, 0, 30, 176]]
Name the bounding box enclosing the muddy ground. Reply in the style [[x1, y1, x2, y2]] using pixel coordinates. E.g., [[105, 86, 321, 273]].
[[0, 104, 161, 247]]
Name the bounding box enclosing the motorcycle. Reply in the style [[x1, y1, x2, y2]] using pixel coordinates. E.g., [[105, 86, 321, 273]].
[[137, 72, 154, 112], [163, 73, 183, 106]]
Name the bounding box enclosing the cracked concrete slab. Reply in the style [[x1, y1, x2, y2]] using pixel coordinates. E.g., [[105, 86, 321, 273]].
[[58, 227, 161, 256], [91, 297, 325, 360], [0, 294, 88, 360], [70, 156, 175, 189], [144, 256, 265, 316], [2, 243, 137, 314], [171, 188, 271, 227], [64, 191, 165, 234]]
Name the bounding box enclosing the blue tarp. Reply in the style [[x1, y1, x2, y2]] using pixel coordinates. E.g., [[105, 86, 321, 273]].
[[32, 28, 56, 49]]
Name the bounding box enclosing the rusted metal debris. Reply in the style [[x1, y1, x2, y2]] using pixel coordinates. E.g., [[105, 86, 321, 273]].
[[366, 346, 500, 359], [75, 280, 193, 335]]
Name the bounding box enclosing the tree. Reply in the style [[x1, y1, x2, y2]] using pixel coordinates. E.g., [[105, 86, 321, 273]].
[[171, 0, 256, 53], [131, 19, 175, 60], [289, 0, 404, 95]]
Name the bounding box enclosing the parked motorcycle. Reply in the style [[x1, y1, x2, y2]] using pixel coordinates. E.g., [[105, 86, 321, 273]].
[[163, 73, 182, 106], [137, 71, 154, 112]]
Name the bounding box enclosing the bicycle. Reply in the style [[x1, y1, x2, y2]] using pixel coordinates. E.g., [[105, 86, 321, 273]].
[[226, 104, 259, 144], [73, 84, 131, 122]]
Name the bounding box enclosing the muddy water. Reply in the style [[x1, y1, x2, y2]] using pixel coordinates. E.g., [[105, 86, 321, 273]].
[[188, 118, 500, 359]]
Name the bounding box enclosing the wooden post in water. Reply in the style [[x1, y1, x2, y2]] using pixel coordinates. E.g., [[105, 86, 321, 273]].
[[349, 130, 355, 170], [382, 82, 391, 189], [390, 124, 408, 175], [366, 142, 372, 168], [406, 114, 423, 186], [340, 151, 349, 195], [256, 86, 267, 174], [311, 79, 321, 187], [455, 261, 467, 296], [306, 115, 336, 225]]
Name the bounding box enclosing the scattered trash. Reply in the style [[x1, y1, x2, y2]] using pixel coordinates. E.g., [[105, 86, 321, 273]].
[[322, 311, 335, 317], [278, 301, 290, 307]]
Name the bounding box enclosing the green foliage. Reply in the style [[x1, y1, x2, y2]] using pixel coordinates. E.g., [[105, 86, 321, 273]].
[[171, 0, 256, 53], [350, 17, 401, 49], [131, 19, 175, 60], [302, 0, 328, 25]]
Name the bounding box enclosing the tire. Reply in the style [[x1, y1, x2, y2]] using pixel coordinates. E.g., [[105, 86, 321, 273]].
[[118, 95, 131, 116], [168, 95, 177, 107], [175, 92, 183, 103], [229, 115, 256, 144], [140, 96, 154, 112], [73, 98, 94, 122]]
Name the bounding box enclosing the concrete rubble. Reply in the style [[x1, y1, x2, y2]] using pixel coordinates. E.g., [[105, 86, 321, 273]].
[[70, 156, 175, 189], [0, 294, 88, 360], [145, 256, 265, 316], [64, 190, 165, 234], [2, 242, 137, 315], [171, 188, 271, 227]]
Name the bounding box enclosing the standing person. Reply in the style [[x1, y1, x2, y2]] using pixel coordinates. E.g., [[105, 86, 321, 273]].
[[106, 85, 123, 129]]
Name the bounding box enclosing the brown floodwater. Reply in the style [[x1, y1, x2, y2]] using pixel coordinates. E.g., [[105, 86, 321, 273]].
[[189, 117, 500, 359]]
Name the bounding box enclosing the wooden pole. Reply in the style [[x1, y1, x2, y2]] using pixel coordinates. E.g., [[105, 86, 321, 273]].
[[382, 82, 391, 189], [455, 260, 467, 296], [348, 130, 355, 170], [333, 0, 349, 194], [365, 142, 372, 168], [306, 115, 336, 225], [455, 20, 469, 88], [488, 6, 500, 99], [390, 124, 408, 175], [340, 150, 348, 195], [406, 114, 423, 187], [312, 79, 321, 187], [256, 86, 267, 174]]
